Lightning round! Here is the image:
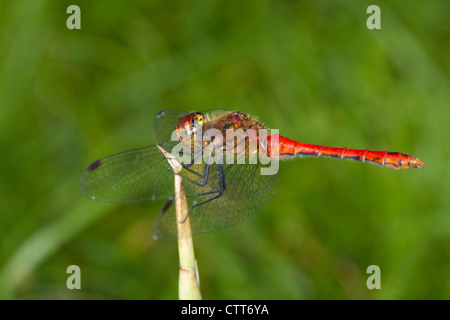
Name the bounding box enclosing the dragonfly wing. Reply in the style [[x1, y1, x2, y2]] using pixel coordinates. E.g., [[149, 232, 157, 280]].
[[153, 110, 190, 143], [153, 162, 280, 240], [191, 162, 280, 235], [80, 141, 178, 204]]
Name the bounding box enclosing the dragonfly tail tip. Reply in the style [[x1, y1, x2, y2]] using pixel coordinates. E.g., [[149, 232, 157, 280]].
[[411, 157, 425, 168]]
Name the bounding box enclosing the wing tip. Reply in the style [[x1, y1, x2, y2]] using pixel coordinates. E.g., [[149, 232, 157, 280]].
[[87, 159, 103, 172]]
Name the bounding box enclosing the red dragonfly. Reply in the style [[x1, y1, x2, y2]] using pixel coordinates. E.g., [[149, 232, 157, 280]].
[[80, 109, 425, 240]]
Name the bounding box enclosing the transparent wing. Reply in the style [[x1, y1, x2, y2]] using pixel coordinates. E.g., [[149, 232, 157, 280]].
[[153, 110, 191, 143], [153, 162, 280, 240], [80, 141, 178, 204]]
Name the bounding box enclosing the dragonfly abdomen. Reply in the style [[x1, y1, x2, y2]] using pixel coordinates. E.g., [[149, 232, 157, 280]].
[[267, 134, 425, 170]]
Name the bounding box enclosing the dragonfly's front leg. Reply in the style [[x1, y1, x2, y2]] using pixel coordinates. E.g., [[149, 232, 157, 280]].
[[162, 139, 227, 222], [159, 163, 226, 224], [166, 151, 212, 188], [180, 163, 226, 223]]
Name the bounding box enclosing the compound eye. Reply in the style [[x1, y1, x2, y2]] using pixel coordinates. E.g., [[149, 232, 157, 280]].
[[191, 113, 205, 127]]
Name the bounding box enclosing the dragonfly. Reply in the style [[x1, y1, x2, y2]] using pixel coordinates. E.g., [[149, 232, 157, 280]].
[[80, 109, 425, 240]]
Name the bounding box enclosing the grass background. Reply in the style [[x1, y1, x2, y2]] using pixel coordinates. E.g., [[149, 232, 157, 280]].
[[0, 0, 448, 299]]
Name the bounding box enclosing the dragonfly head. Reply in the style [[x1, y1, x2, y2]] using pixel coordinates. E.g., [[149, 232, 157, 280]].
[[174, 112, 205, 146]]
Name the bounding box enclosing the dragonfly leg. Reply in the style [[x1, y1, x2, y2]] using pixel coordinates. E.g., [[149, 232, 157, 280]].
[[180, 163, 226, 223], [166, 152, 214, 188], [179, 150, 204, 178], [164, 150, 204, 178], [175, 163, 211, 188]]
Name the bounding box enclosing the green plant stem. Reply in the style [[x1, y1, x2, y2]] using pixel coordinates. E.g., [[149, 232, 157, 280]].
[[157, 145, 201, 300]]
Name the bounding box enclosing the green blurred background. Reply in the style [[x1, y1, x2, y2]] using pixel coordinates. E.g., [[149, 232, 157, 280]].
[[0, 0, 448, 299]]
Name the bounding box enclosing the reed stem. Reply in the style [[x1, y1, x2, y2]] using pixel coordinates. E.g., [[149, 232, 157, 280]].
[[157, 145, 202, 300]]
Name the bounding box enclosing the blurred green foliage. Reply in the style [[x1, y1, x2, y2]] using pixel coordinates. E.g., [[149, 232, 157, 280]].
[[0, 0, 448, 299]]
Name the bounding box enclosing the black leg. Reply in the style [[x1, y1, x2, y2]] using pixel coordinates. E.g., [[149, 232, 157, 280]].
[[161, 137, 228, 223], [165, 147, 213, 186], [167, 155, 212, 188], [179, 163, 226, 223]]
